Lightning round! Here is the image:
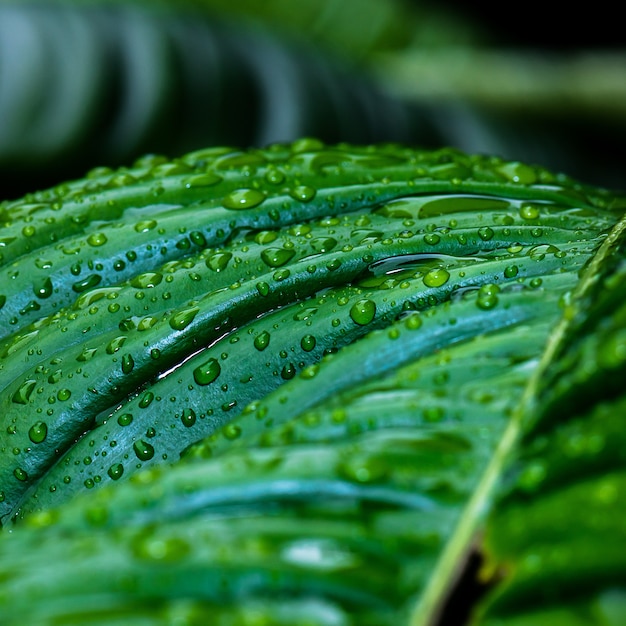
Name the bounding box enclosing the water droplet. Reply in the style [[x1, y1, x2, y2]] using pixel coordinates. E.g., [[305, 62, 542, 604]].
[[87, 232, 108, 247], [193, 358, 221, 385], [504, 265, 519, 278], [122, 354, 135, 374], [106, 336, 127, 354], [206, 252, 232, 272], [301, 334, 316, 352], [130, 272, 163, 289], [256, 281, 270, 296], [169, 306, 199, 331], [107, 463, 124, 480], [57, 388, 71, 401], [133, 440, 155, 461], [476, 284, 500, 310], [28, 421, 48, 443], [273, 269, 290, 281], [14, 467, 28, 481], [281, 363, 297, 380], [12, 379, 36, 405], [72, 274, 103, 294], [139, 392, 154, 408], [134, 220, 157, 233], [404, 315, 423, 330], [222, 189, 265, 210], [185, 173, 222, 188], [290, 186, 316, 202], [350, 299, 377, 325], [34, 277, 53, 299], [310, 237, 338, 253], [77, 347, 98, 362], [118, 413, 133, 427], [181, 408, 196, 428], [260, 247, 296, 268], [254, 331, 271, 351], [223, 424, 242, 440], [423, 268, 450, 288], [520, 204, 540, 220], [497, 162, 537, 185], [424, 233, 440, 245], [478, 226, 494, 241]]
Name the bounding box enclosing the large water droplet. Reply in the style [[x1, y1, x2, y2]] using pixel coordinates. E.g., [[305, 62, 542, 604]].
[[350, 299, 377, 325], [28, 421, 48, 444], [193, 358, 221, 385], [260, 247, 296, 268], [222, 189, 265, 210], [133, 440, 155, 461], [12, 379, 36, 405], [254, 331, 271, 351], [423, 268, 450, 288]]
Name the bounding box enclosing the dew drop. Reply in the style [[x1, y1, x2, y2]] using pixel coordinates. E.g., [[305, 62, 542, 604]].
[[133, 440, 155, 461], [301, 334, 316, 352], [193, 358, 221, 385], [34, 277, 53, 299], [350, 299, 377, 325], [254, 331, 271, 351], [423, 268, 450, 288], [107, 463, 124, 480], [87, 232, 108, 247], [28, 421, 48, 444], [181, 408, 197, 428], [222, 189, 265, 210], [260, 247, 296, 268], [12, 379, 36, 405], [122, 354, 135, 374]]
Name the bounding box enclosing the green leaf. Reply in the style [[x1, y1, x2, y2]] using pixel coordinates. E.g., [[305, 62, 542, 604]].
[[0, 142, 624, 624]]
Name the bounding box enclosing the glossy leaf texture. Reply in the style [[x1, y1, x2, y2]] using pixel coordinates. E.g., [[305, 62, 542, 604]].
[[475, 214, 626, 625], [0, 142, 624, 624]]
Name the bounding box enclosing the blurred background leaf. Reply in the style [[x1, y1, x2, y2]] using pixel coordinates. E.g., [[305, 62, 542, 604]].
[[0, 0, 624, 193]]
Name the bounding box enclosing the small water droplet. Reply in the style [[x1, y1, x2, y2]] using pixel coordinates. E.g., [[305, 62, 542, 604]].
[[260, 247, 296, 268]]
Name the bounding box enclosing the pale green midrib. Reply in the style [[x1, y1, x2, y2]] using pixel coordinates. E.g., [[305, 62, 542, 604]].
[[407, 213, 626, 626]]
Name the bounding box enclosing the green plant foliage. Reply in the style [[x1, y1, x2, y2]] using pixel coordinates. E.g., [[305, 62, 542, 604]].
[[0, 141, 624, 624]]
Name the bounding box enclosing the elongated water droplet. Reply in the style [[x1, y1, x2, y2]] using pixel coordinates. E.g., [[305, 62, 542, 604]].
[[12, 380, 36, 405], [206, 252, 232, 272], [106, 336, 127, 354], [130, 272, 163, 289], [72, 274, 102, 293], [122, 354, 135, 374], [170, 306, 199, 331], [222, 189, 265, 210], [260, 247, 296, 268]]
